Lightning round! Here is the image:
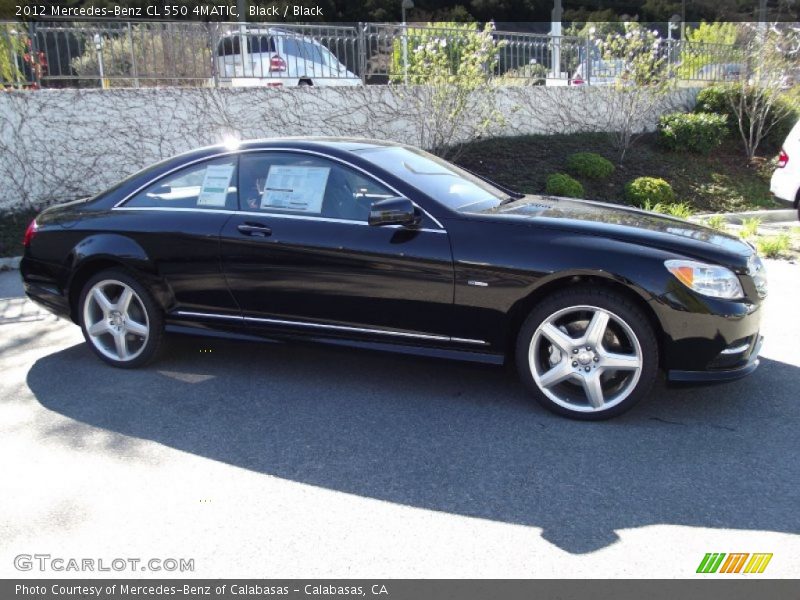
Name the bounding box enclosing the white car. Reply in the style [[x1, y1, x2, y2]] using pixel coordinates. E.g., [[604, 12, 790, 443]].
[[770, 119, 800, 219], [570, 59, 623, 86], [215, 28, 361, 87]]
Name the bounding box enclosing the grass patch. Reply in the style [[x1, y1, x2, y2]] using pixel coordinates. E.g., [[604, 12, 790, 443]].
[[0, 208, 38, 258], [456, 132, 781, 212], [739, 217, 762, 239], [756, 233, 791, 258], [703, 214, 729, 232]]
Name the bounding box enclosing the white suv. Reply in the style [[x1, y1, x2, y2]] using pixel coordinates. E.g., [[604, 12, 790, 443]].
[[215, 28, 361, 87], [770, 119, 800, 219]]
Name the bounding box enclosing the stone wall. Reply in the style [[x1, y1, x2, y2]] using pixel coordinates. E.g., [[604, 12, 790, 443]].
[[0, 85, 696, 210]]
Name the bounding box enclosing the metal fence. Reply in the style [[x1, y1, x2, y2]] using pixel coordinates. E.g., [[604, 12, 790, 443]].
[[0, 20, 745, 89]]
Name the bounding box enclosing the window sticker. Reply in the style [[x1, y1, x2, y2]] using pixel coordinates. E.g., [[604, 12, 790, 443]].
[[197, 164, 236, 207], [261, 166, 330, 214]]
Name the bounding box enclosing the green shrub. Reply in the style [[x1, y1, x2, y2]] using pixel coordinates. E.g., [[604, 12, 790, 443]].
[[626, 177, 675, 206], [545, 173, 584, 198], [566, 152, 615, 179], [658, 112, 728, 154], [694, 85, 731, 118]]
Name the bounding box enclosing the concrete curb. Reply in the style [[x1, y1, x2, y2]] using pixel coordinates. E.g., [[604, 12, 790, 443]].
[[692, 209, 797, 224], [0, 256, 21, 271]]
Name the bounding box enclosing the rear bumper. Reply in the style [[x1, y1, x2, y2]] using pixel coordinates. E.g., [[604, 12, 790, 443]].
[[23, 280, 71, 320], [667, 335, 763, 383], [20, 256, 72, 321], [770, 167, 799, 205]]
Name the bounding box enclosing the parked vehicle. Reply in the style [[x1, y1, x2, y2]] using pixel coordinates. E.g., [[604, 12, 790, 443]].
[[770, 119, 800, 219], [697, 63, 743, 82], [570, 58, 623, 86], [21, 138, 766, 420], [215, 28, 361, 87]]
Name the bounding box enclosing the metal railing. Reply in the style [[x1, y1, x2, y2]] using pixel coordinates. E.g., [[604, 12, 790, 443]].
[[0, 19, 746, 89]]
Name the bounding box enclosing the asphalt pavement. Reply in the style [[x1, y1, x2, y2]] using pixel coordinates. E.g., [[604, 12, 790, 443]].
[[1, 261, 798, 578]]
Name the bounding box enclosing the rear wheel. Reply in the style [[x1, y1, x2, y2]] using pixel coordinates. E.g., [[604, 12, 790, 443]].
[[516, 287, 658, 420], [78, 269, 164, 368]]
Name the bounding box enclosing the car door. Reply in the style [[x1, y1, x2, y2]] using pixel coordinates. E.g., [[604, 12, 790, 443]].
[[113, 156, 241, 316], [219, 150, 455, 342]]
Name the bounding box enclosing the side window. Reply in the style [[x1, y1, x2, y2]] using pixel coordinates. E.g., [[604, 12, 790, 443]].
[[239, 153, 395, 221], [126, 158, 238, 210], [249, 35, 275, 54], [218, 36, 239, 57]]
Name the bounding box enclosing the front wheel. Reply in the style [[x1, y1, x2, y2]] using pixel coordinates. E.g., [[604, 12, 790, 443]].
[[516, 287, 658, 420], [78, 269, 164, 368]]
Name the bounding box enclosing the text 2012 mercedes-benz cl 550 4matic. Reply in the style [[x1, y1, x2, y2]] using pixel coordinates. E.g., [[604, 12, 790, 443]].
[[21, 138, 767, 419]]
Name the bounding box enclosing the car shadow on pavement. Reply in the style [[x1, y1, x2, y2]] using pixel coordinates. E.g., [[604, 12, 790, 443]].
[[27, 335, 800, 554]]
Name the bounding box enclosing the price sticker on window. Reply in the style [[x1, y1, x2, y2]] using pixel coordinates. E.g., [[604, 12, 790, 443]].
[[261, 166, 330, 214], [198, 164, 236, 207]]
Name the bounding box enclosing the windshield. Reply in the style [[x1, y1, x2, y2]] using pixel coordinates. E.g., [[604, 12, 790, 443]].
[[352, 145, 509, 211]]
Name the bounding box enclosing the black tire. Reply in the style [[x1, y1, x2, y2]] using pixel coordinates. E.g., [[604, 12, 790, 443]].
[[515, 286, 658, 420], [77, 268, 164, 368]]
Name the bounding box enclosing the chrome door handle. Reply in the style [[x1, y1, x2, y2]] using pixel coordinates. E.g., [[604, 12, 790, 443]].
[[237, 223, 272, 237]]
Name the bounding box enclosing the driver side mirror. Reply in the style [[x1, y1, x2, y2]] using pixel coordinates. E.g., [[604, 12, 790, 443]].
[[368, 197, 420, 227]]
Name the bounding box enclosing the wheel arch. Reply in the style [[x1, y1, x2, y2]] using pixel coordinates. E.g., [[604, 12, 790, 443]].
[[505, 272, 665, 367], [65, 235, 171, 323]]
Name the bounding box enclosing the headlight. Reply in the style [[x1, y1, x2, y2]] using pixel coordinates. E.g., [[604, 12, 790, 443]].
[[747, 253, 768, 298], [665, 259, 744, 300]]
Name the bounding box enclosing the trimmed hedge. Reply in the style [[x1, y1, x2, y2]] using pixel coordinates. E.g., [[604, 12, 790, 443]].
[[566, 152, 615, 179], [625, 177, 675, 206], [657, 112, 728, 154], [545, 173, 584, 198]]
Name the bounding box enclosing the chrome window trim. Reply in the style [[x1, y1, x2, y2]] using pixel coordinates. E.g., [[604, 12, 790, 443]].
[[112, 206, 445, 234], [174, 310, 486, 346], [112, 147, 445, 229]]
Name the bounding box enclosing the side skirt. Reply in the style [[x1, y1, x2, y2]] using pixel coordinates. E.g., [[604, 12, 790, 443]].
[[164, 323, 505, 365]]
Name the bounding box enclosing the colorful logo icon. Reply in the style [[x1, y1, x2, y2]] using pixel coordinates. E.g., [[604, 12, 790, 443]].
[[696, 553, 773, 574]]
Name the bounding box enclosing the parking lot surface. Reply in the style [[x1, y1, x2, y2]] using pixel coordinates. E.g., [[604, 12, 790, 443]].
[[1, 261, 798, 578]]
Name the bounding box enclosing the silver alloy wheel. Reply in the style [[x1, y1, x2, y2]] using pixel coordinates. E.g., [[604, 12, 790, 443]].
[[83, 279, 150, 362], [528, 305, 643, 413]]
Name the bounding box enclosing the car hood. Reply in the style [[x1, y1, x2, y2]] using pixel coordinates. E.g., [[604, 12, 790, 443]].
[[467, 195, 753, 267]]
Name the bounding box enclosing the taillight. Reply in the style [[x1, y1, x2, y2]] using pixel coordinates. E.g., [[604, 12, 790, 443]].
[[571, 77, 584, 86], [269, 55, 286, 72], [777, 148, 788, 168], [23, 218, 38, 247]]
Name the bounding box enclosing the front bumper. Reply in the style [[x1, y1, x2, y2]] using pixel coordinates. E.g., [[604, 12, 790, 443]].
[[667, 335, 763, 383]]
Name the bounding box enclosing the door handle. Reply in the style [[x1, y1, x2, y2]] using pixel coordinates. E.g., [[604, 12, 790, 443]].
[[237, 222, 272, 237]]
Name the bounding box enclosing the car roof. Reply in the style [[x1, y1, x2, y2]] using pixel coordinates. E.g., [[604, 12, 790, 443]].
[[158, 137, 404, 169]]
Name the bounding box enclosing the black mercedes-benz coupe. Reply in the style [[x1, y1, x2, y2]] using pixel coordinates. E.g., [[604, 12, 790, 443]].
[[21, 137, 767, 419]]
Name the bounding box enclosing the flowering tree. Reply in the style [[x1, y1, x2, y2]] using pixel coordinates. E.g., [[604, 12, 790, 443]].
[[727, 24, 800, 160], [1, 24, 27, 88], [390, 22, 506, 159], [594, 23, 677, 160]]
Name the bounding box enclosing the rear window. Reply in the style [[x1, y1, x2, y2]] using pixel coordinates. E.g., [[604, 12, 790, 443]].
[[282, 38, 325, 64]]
